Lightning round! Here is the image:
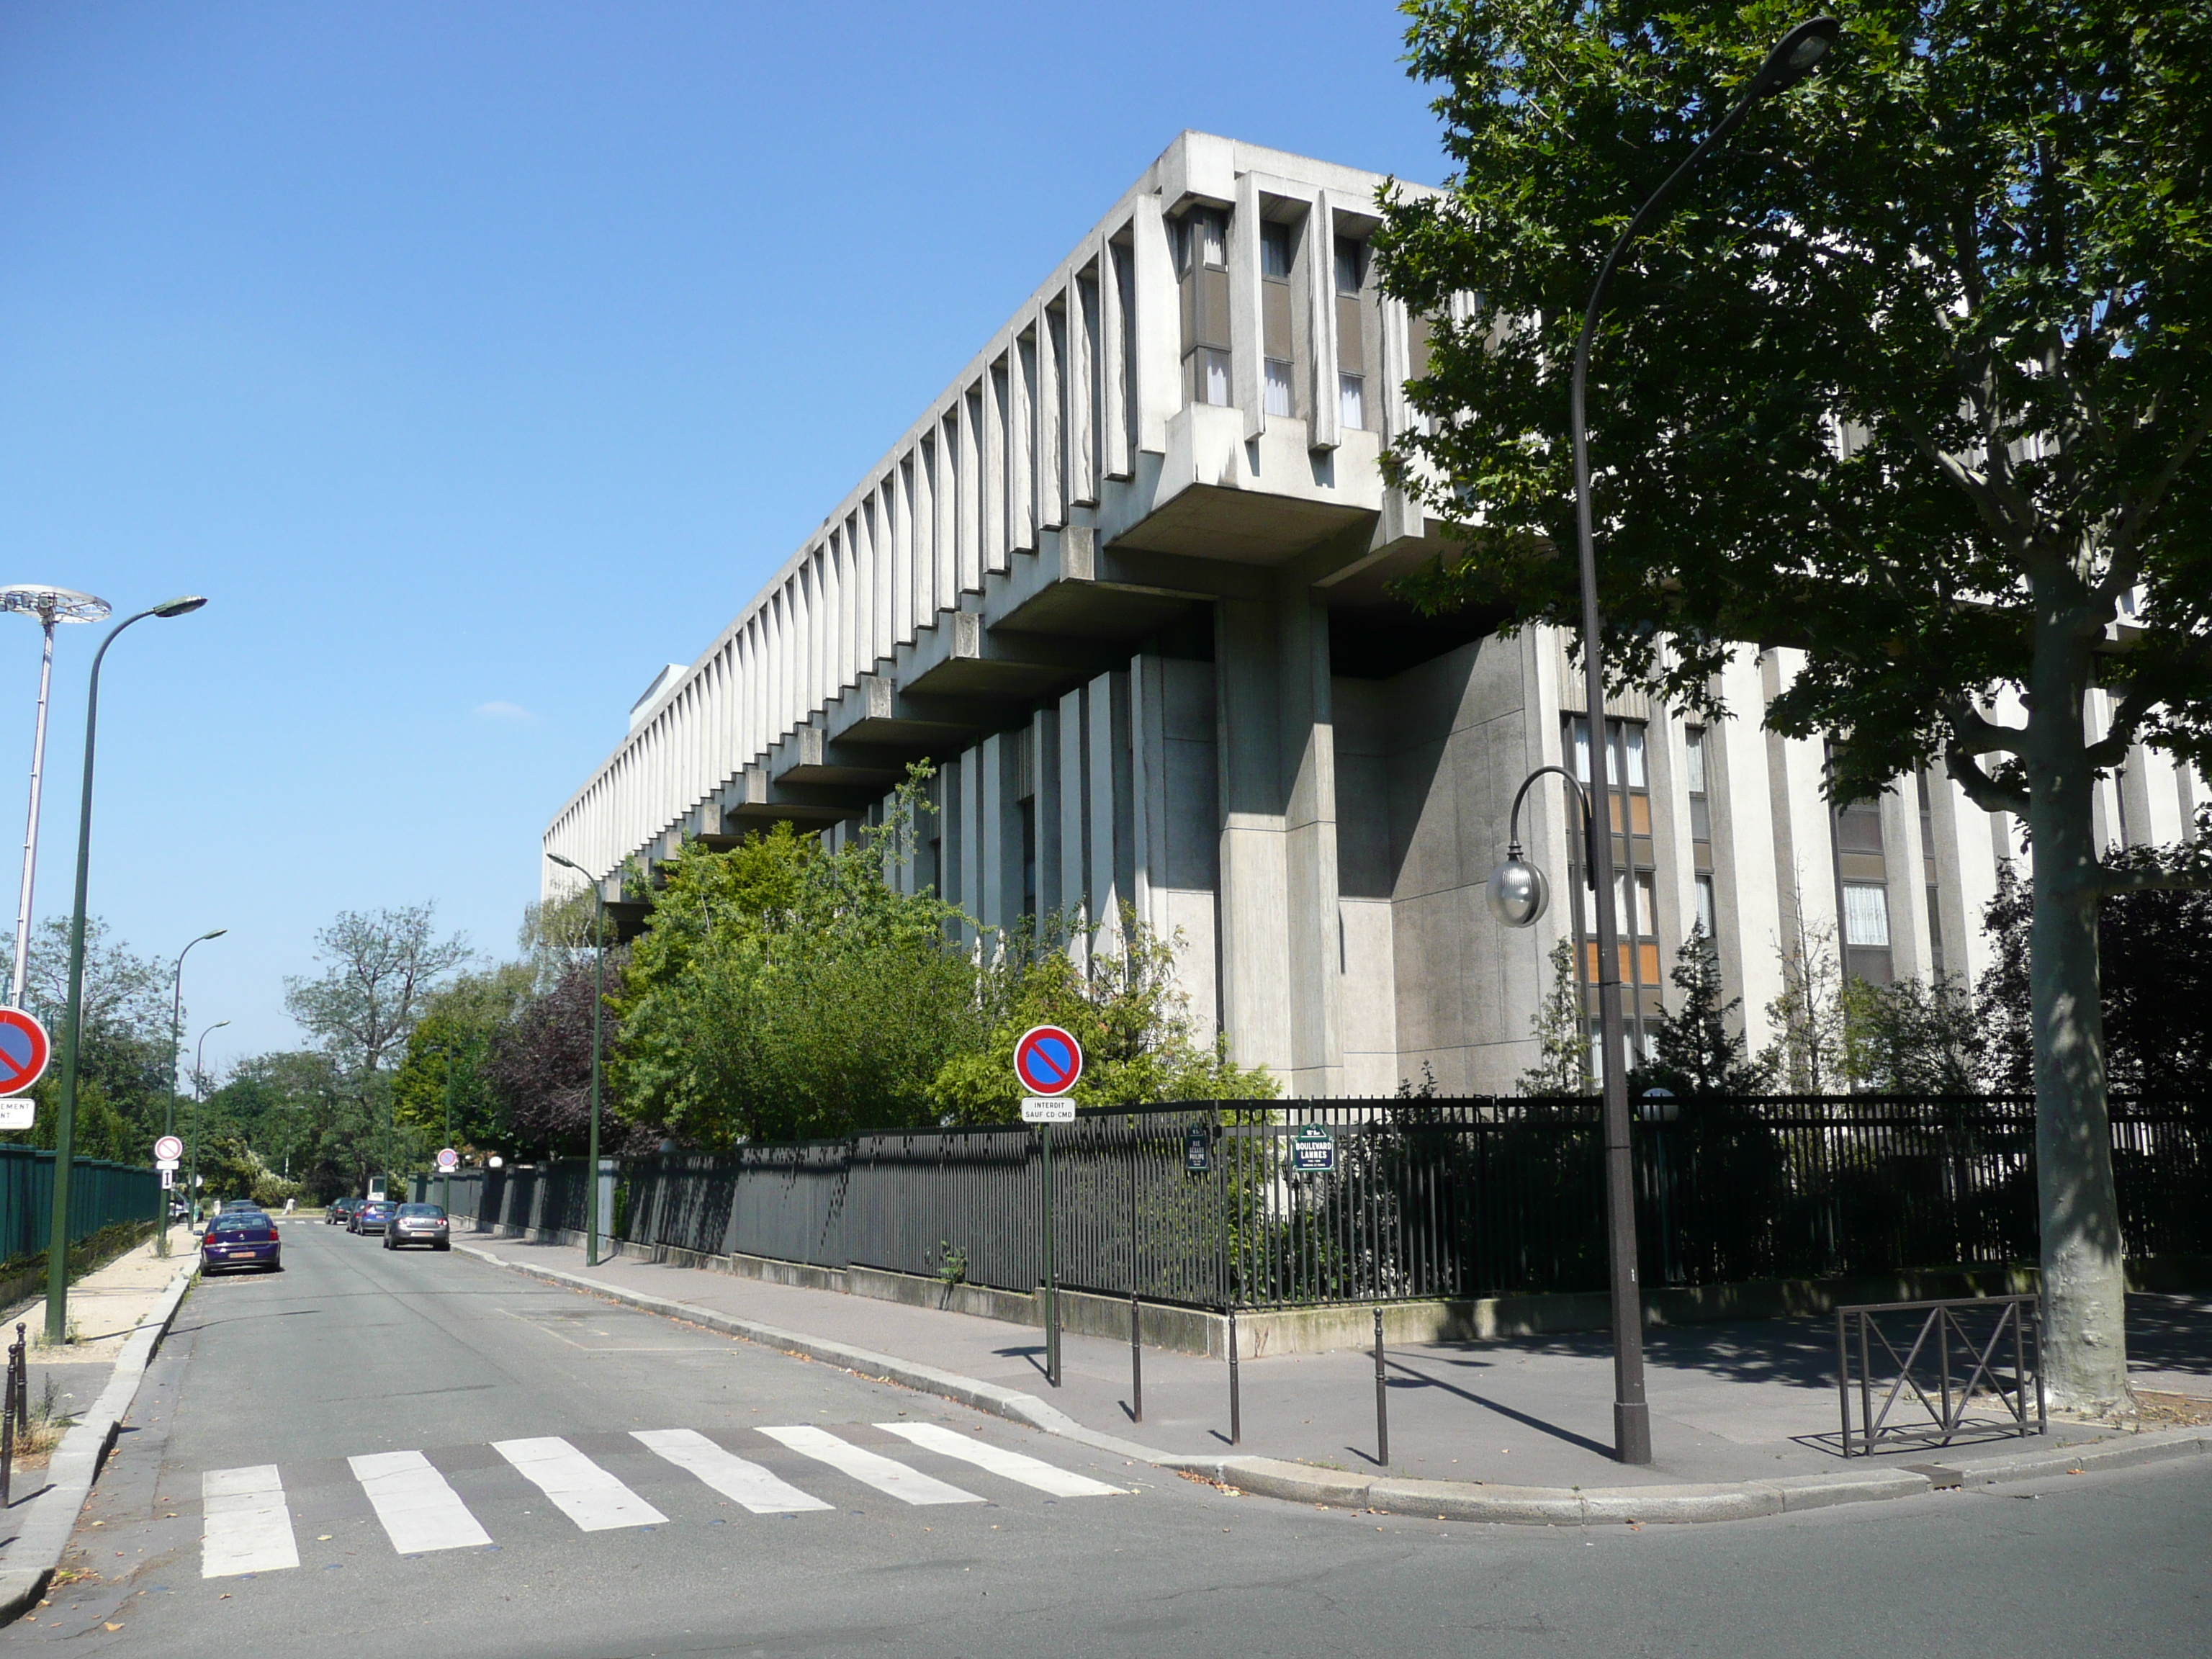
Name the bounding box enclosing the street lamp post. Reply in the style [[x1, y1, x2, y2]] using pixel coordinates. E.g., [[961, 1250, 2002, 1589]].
[[1488, 18, 1839, 1465], [160, 928, 225, 1256], [42, 596, 207, 1345], [545, 853, 606, 1267], [0, 586, 109, 1012], [186, 1018, 229, 1225]]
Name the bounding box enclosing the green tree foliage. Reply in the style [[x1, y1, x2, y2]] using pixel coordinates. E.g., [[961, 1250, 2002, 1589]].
[[198, 1051, 353, 1203], [1516, 936, 1594, 1096], [926, 909, 1279, 1123], [1840, 974, 1980, 1094], [1635, 927, 1771, 1097], [1979, 845, 2212, 1096], [9, 916, 172, 1159], [612, 790, 980, 1145], [392, 964, 534, 1154], [284, 904, 471, 1190], [1378, 1, 2212, 1402]]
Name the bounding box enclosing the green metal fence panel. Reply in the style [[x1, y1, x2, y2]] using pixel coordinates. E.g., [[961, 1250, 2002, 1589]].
[[0, 1144, 160, 1264]]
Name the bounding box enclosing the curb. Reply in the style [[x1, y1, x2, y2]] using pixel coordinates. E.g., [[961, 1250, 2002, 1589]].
[[454, 1242, 2212, 1527], [0, 1269, 194, 1625]]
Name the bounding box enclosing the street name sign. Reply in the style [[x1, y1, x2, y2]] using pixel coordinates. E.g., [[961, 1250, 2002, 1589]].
[[1289, 1125, 1338, 1174], [0, 1008, 51, 1100], [1184, 1125, 1211, 1172], [1012, 1025, 1083, 1097], [1019, 1097, 1076, 1124], [154, 1135, 184, 1163]]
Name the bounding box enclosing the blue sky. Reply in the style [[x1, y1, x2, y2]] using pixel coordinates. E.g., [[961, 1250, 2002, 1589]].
[[0, 1, 1448, 1071]]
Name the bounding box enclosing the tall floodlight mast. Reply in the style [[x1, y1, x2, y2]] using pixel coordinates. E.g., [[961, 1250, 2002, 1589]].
[[0, 586, 112, 1009]]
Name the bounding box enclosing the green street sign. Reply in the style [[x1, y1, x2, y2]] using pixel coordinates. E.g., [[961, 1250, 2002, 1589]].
[[1289, 1125, 1337, 1174], [1184, 1125, 1211, 1172]]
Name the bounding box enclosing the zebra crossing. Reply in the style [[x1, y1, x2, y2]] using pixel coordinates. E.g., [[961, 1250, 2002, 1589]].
[[197, 1423, 1125, 1578]]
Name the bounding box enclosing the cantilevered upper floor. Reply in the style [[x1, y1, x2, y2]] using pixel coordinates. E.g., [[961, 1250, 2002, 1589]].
[[544, 132, 1462, 891]]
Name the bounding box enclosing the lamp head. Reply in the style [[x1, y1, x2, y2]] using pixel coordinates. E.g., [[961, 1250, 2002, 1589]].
[[199, 928, 227, 943], [1486, 848, 1550, 928], [1750, 17, 1840, 98], [547, 852, 582, 873], [150, 595, 208, 619]]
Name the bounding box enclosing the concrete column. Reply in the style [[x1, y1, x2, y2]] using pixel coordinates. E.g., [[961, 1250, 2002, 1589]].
[[976, 734, 1007, 935], [1712, 648, 1784, 1052], [1215, 592, 1343, 1094], [1884, 778, 1936, 983], [1087, 670, 1133, 950], [1035, 705, 1063, 930], [1130, 193, 1180, 457]]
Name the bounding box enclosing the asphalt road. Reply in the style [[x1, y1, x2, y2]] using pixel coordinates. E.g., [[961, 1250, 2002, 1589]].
[[2, 1223, 2206, 1659]]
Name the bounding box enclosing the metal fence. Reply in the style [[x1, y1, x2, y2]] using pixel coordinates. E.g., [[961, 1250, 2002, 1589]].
[[0, 1143, 161, 1264], [439, 1095, 2210, 1313]]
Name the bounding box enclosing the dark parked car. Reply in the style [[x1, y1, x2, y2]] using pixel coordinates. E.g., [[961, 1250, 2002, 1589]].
[[328, 1197, 359, 1226], [200, 1212, 281, 1274], [351, 1200, 395, 1236], [383, 1203, 451, 1251]]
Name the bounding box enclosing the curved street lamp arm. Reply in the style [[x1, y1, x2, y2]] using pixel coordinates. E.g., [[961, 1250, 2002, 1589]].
[[1505, 764, 1597, 884]]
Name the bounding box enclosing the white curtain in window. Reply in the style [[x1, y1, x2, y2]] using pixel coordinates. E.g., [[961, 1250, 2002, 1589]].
[[1339, 372, 1364, 431], [1200, 212, 1227, 269], [1203, 349, 1231, 407], [1696, 874, 1717, 940], [1264, 358, 1294, 417], [1843, 882, 1892, 947], [1624, 724, 1647, 788], [1684, 729, 1706, 795]]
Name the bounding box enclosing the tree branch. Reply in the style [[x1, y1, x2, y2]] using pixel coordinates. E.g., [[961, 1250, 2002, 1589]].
[[2082, 685, 2157, 773], [1944, 744, 2030, 818], [1946, 700, 2027, 759], [2104, 403, 2212, 583]]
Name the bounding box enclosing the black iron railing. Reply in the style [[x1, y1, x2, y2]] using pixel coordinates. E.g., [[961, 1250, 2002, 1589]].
[[433, 1095, 2209, 1313], [1836, 1293, 2046, 1456]]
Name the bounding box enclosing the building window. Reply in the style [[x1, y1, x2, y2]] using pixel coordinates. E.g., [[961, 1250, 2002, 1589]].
[[1334, 236, 1363, 294], [1685, 727, 1712, 844], [1261, 220, 1292, 280], [1196, 347, 1231, 407], [1696, 873, 1716, 941], [1265, 358, 1295, 416], [1843, 882, 1891, 948], [1339, 372, 1365, 430], [1178, 208, 1233, 410], [1568, 715, 1663, 1058]]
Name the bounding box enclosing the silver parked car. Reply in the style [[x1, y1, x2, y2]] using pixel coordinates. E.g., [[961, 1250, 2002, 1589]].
[[383, 1202, 451, 1251]]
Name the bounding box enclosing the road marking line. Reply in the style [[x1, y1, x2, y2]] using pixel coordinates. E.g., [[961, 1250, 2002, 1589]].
[[492, 1436, 669, 1531], [756, 1424, 983, 1506], [874, 1422, 1126, 1496], [349, 1449, 494, 1552], [201, 1465, 300, 1578], [632, 1429, 832, 1514]]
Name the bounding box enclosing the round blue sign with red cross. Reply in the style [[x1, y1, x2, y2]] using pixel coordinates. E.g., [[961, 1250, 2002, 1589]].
[[1012, 1025, 1083, 1097], [0, 1007, 51, 1097]]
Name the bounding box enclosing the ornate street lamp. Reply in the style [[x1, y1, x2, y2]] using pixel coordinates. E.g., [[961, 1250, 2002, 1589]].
[[1488, 17, 1840, 1465], [44, 595, 206, 1344]]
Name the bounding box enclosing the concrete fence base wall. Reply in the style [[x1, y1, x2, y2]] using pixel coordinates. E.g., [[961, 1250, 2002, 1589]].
[[465, 1217, 2212, 1359]]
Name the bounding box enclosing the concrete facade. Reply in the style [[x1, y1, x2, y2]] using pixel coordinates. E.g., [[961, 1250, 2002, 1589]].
[[545, 131, 2207, 1098]]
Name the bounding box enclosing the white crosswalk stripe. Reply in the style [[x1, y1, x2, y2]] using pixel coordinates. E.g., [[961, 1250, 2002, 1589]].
[[876, 1421, 1126, 1496], [194, 1417, 1125, 1575], [632, 1428, 833, 1514], [493, 1435, 670, 1531], [201, 1465, 299, 1578], [756, 1424, 984, 1506], [350, 1449, 494, 1552]]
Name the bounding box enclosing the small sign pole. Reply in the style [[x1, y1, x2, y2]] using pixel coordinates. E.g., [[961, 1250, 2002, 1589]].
[[1043, 1121, 1058, 1388], [1012, 1026, 1082, 1393]]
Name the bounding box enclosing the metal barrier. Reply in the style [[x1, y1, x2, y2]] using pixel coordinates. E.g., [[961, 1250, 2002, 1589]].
[[433, 1096, 2208, 1313], [0, 1145, 161, 1264], [1836, 1293, 2046, 1457]]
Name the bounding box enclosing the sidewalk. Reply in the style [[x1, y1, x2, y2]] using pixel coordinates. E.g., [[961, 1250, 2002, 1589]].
[[455, 1227, 2212, 1494], [2, 1227, 194, 1431]]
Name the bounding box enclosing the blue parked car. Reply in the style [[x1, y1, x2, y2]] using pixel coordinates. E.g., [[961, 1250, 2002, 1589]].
[[200, 1211, 282, 1274]]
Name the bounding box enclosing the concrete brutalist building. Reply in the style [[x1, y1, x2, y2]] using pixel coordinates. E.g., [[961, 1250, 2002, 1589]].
[[544, 132, 2206, 1098]]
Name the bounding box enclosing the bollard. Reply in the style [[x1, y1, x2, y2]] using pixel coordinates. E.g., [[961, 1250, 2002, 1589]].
[[1, 1322, 22, 1508], [1374, 1307, 1389, 1468], [1130, 1292, 1143, 1424], [1228, 1306, 1241, 1446]]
